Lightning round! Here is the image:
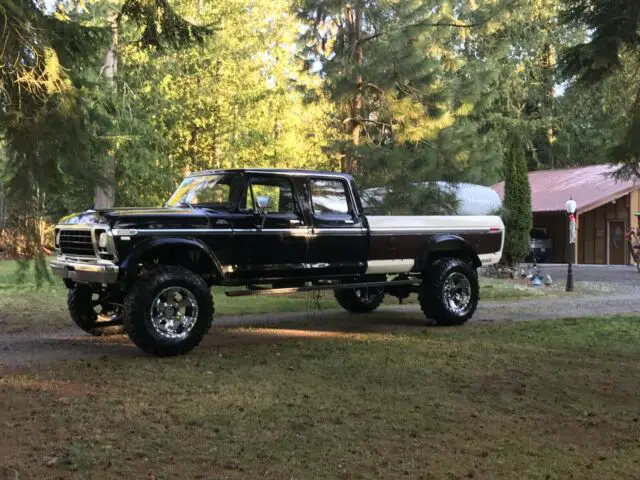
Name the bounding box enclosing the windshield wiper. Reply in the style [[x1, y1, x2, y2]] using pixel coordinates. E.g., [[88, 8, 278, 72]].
[[170, 200, 194, 209], [169, 201, 228, 211]]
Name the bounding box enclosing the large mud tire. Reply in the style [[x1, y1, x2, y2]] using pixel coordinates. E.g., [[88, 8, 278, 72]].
[[334, 287, 385, 313], [123, 266, 214, 357], [419, 258, 478, 326]]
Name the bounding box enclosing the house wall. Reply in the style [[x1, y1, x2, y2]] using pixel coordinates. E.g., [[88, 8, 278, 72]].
[[578, 193, 631, 264], [532, 190, 640, 264]]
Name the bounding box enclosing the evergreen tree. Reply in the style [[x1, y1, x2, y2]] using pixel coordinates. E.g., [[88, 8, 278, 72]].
[[553, 59, 637, 167], [0, 0, 212, 198], [296, 0, 501, 211], [0, 0, 213, 265], [448, 0, 585, 179], [501, 134, 532, 266], [560, 0, 640, 178], [115, 0, 335, 206]]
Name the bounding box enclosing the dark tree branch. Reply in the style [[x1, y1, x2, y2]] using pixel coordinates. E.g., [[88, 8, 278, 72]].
[[359, 82, 384, 93], [359, 20, 482, 45]]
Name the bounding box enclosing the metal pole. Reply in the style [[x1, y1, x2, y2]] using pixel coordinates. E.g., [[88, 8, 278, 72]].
[[566, 212, 574, 292]]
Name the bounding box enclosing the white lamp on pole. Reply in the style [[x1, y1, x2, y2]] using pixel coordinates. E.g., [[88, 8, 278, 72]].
[[565, 197, 577, 291]]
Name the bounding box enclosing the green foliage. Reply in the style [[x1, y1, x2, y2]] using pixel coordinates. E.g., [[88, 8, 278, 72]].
[[2, 0, 640, 275], [0, 1, 106, 210], [295, 0, 592, 190], [560, 0, 640, 84], [120, 0, 213, 49], [501, 134, 533, 266], [296, 0, 508, 199], [553, 63, 636, 167], [112, 0, 335, 206], [355, 145, 459, 215], [449, 0, 584, 174], [559, 0, 640, 178]]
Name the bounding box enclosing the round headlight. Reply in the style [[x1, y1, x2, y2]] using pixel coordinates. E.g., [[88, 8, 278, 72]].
[[98, 232, 109, 249]]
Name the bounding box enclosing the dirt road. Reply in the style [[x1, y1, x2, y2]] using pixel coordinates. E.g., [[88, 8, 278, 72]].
[[2, 292, 639, 368]]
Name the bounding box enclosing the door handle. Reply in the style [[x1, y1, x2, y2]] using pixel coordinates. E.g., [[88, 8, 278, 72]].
[[289, 219, 302, 225], [344, 219, 355, 224]]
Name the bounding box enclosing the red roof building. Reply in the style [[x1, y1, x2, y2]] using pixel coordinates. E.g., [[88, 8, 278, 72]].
[[492, 165, 640, 265]]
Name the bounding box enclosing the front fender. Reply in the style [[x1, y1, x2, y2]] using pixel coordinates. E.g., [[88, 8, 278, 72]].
[[119, 237, 224, 285], [415, 234, 480, 270]]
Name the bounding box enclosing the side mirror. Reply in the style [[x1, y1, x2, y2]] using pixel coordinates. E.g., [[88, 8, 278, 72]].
[[256, 195, 273, 212], [255, 195, 273, 229]]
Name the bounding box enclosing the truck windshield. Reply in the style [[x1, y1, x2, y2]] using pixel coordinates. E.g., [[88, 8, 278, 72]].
[[166, 174, 235, 210]]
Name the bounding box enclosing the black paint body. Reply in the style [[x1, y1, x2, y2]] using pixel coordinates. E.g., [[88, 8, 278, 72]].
[[56, 169, 502, 288]]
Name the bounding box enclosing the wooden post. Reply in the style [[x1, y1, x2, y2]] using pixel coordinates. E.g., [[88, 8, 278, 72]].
[[574, 213, 579, 265], [629, 189, 639, 264]]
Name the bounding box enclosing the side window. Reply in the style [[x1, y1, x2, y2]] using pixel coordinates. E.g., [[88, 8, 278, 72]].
[[309, 179, 350, 215], [244, 176, 296, 214]]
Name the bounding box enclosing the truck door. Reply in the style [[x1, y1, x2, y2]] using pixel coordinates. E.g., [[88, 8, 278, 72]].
[[305, 177, 367, 277], [231, 174, 309, 281]]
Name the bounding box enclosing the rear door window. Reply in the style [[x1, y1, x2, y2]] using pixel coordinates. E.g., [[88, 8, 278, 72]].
[[308, 178, 359, 226], [309, 179, 350, 215]]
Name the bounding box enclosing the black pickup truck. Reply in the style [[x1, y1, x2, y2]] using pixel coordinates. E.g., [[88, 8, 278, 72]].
[[51, 169, 504, 357]]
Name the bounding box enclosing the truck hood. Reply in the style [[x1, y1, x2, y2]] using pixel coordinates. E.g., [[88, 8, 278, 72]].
[[57, 207, 211, 230]]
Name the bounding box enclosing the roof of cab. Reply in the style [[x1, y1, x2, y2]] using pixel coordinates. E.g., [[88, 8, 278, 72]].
[[189, 168, 353, 180]]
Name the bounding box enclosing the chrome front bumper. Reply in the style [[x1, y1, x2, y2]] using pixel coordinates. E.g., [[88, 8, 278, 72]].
[[50, 257, 120, 284]]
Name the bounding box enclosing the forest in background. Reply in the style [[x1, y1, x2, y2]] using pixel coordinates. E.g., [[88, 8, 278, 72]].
[[1, 0, 639, 259]]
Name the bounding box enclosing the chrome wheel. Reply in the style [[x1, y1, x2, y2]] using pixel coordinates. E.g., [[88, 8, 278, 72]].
[[90, 293, 121, 324], [150, 286, 199, 340], [69, 285, 124, 336], [443, 272, 472, 315]]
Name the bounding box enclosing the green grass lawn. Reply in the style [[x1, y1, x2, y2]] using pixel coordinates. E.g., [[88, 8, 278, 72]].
[[1, 316, 639, 479], [0, 257, 592, 333], [0, 261, 543, 323], [0, 259, 578, 332]]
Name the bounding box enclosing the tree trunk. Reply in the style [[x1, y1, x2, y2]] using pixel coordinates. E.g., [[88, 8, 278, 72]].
[[544, 42, 556, 169], [341, 5, 363, 174], [95, 13, 118, 209], [211, 60, 221, 168]]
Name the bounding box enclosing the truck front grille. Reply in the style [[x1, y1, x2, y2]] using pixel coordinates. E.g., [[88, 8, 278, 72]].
[[59, 230, 95, 257]]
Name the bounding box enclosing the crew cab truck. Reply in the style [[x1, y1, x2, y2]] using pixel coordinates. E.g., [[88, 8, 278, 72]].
[[51, 169, 505, 357]]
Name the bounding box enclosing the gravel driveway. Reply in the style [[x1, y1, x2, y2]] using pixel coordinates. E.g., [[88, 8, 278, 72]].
[[527, 263, 640, 286], [2, 290, 640, 368]]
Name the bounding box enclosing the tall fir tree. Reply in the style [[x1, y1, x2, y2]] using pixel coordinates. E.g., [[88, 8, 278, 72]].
[[501, 134, 533, 266], [296, 0, 500, 212], [560, 0, 640, 178], [0, 0, 213, 272]]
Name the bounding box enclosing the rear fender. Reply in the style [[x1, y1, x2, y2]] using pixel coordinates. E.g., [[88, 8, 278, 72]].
[[415, 234, 481, 271]]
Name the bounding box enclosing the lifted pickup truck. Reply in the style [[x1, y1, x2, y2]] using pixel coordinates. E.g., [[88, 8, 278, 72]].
[[51, 169, 504, 357]]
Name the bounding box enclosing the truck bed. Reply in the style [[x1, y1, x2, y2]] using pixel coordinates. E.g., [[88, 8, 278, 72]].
[[366, 215, 504, 232], [365, 215, 505, 273]]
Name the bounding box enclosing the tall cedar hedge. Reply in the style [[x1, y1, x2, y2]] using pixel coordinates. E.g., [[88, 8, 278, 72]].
[[502, 135, 533, 266]]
